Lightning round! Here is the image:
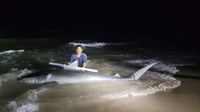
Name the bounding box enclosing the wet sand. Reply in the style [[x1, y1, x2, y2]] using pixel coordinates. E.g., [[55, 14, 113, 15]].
[[36, 77, 200, 112], [37, 66, 200, 112]]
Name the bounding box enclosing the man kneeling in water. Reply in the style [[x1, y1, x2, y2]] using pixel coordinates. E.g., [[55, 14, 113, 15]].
[[68, 45, 87, 68]]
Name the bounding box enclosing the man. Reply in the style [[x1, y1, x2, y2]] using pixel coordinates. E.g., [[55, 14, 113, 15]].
[[68, 45, 87, 68]]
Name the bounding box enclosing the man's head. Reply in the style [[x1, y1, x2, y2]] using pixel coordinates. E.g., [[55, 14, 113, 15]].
[[75, 45, 83, 55]]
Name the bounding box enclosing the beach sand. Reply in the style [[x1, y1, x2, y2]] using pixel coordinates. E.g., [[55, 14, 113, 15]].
[[39, 66, 200, 112]]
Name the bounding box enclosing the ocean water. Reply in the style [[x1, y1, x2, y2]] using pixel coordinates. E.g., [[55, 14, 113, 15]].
[[0, 39, 199, 112]]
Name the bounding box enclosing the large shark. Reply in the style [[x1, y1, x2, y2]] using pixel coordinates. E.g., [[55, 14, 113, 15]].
[[18, 62, 157, 84]]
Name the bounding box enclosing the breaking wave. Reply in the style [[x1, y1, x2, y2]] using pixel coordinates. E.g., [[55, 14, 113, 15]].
[[126, 59, 179, 74], [69, 42, 107, 48], [91, 59, 181, 99], [0, 69, 32, 87], [103, 72, 181, 99], [7, 89, 40, 112], [68, 41, 126, 48], [0, 50, 25, 64], [0, 50, 24, 55]]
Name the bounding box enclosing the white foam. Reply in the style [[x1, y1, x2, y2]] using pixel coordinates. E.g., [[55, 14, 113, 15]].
[[69, 42, 107, 48], [16, 103, 38, 112], [0, 50, 24, 55], [0, 50, 25, 64], [101, 61, 181, 99], [7, 89, 42, 112], [8, 102, 38, 112], [102, 72, 181, 99], [11, 68, 18, 71], [17, 69, 33, 77], [126, 59, 179, 74], [69, 41, 127, 48], [8, 101, 18, 111], [131, 73, 181, 96], [0, 69, 33, 86]]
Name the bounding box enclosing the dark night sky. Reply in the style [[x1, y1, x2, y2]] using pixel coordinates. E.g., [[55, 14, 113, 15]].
[[0, 0, 199, 45]]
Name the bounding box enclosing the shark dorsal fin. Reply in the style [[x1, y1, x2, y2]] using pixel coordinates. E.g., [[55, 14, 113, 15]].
[[68, 60, 78, 67]]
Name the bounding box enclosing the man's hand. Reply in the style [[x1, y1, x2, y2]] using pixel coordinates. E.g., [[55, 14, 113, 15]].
[[66, 62, 70, 65]]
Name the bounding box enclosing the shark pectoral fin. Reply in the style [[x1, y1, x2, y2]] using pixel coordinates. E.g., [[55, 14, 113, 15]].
[[114, 73, 121, 77], [132, 62, 157, 80], [68, 60, 78, 67]]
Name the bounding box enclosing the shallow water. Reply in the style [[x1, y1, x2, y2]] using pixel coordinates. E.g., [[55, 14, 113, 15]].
[[0, 39, 199, 112]]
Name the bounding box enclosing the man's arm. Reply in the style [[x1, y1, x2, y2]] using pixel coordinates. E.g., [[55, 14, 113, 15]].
[[67, 54, 74, 65], [82, 53, 87, 68], [82, 63, 87, 68]]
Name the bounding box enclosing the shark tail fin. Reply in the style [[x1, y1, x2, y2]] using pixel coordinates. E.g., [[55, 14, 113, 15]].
[[131, 62, 157, 80]]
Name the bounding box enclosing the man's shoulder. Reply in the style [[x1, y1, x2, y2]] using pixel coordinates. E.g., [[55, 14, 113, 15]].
[[71, 54, 77, 57], [81, 53, 87, 57]]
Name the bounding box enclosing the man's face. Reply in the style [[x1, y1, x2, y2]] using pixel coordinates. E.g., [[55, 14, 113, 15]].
[[76, 47, 83, 54]]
